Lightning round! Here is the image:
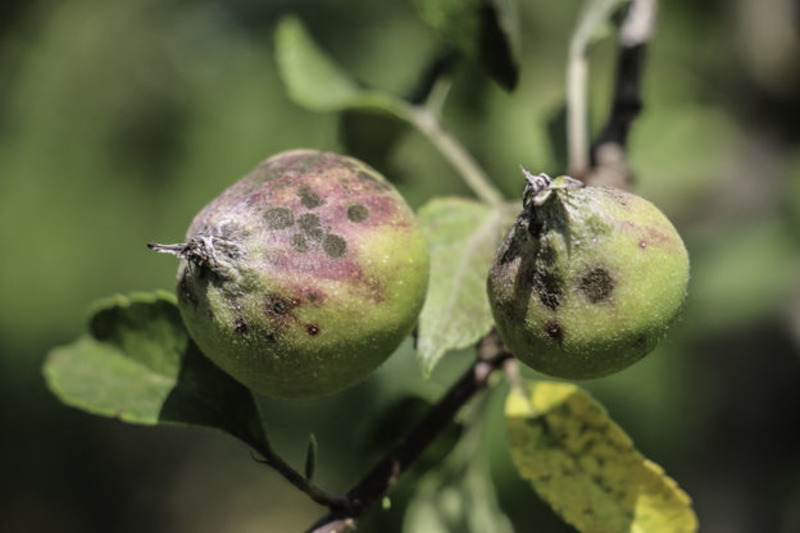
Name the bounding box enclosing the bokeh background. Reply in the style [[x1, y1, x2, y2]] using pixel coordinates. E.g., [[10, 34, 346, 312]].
[[2, 0, 800, 531]]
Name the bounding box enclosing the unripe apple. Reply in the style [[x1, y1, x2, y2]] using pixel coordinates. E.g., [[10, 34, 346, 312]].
[[487, 170, 689, 379], [151, 150, 429, 399]]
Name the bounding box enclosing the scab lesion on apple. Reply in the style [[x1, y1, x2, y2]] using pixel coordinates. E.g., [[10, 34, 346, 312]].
[[150, 149, 430, 399], [487, 168, 690, 380]]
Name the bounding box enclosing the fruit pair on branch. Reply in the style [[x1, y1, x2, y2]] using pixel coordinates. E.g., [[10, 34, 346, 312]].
[[151, 149, 688, 398]]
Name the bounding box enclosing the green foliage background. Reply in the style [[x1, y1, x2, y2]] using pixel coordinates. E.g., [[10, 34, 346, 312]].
[[2, 0, 800, 531]]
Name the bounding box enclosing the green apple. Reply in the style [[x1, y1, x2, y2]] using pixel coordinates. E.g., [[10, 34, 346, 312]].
[[487, 170, 689, 379], [151, 150, 429, 398]]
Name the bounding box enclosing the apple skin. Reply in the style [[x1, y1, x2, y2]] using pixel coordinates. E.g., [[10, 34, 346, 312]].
[[166, 150, 429, 399], [487, 177, 689, 379]]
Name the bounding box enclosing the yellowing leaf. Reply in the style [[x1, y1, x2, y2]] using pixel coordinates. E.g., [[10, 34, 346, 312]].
[[505, 381, 698, 533]]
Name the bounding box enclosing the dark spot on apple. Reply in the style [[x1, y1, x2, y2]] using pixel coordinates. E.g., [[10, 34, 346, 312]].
[[347, 204, 370, 223], [217, 221, 247, 241], [579, 267, 615, 303], [639, 240, 647, 249], [499, 230, 523, 265], [545, 322, 563, 343], [634, 335, 647, 348], [291, 233, 309, 253], [298, 213, 325, 242], [306, 324, 320, 336], [533, 269, 564, 311], [309, 228, 325, 242], [323, 234, 347, 259], [265, 294, 295, 316], [234, 318, 248, 335], [298, 213, 320, 231], [297, 184, 322, 209], [178, 275, 197, 308], [264, 207, 294, 229]]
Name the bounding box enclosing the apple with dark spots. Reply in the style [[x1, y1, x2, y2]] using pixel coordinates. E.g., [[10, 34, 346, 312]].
[[150, 149, 429, 399], [487, 170, 689, 379]]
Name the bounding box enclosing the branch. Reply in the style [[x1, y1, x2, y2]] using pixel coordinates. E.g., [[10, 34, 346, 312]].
[[307, 334, 513, 532], [588, 0, 659, 188]]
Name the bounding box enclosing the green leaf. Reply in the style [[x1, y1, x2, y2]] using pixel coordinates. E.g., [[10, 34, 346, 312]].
[[416, 198, 515, 376], [43, 291, 267, 448], [274, 15, 401, 114], [412, 0, 520, 90], [505, 381, 698, 533]]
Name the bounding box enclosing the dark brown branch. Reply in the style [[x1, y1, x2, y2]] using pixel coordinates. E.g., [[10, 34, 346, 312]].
[[306, 335, 513, 532], [589, 0, 658, 188], [593, 42, 647, 150]]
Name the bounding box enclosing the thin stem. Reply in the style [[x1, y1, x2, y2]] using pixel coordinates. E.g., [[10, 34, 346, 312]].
[[400, 103, 506, 206], [567, 0, 625, 181], [567, 48, 590, 180]]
